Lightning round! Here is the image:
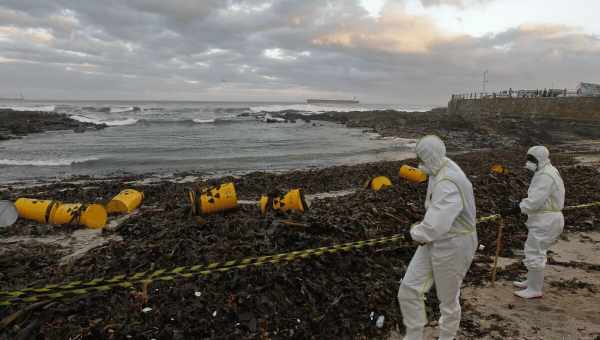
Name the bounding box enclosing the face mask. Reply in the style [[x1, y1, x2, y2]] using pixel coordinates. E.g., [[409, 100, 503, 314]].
[[525, 161, 537, 172], [418, 163, 431, 175]]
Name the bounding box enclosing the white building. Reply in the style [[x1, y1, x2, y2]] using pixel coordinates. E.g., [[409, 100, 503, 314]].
[[576, 82, 600, 96]]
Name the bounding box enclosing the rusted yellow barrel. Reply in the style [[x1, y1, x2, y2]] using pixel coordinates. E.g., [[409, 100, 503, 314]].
[[399, 165, 427, 183], [491, 164, 508, 174], [15, 198, 107, 229], [15, 198, 57, 224], [50, 203, 107, 229], [106, 189, 144, 214], [188, 182, 238, 215], [364, 176, 392, 191], [260, 189, 308, 216]]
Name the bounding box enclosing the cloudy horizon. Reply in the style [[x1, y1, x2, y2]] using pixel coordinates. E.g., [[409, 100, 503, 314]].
[[0, 0, 599, 105]]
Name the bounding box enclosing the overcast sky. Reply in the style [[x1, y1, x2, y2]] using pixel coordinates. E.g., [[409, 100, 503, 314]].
[[0, 0, 599, 104]]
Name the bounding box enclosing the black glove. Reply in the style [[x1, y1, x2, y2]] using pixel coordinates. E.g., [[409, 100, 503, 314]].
[[503, 201, 522, 216], [402, 225, 412, 242]]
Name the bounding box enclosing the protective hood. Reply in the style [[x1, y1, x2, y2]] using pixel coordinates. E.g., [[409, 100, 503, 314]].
[[527, 145, 551, 170], [415, 135, 447, 175]]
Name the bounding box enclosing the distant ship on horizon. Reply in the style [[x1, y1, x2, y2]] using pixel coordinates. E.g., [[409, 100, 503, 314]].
[[306, 97, 359, 104]]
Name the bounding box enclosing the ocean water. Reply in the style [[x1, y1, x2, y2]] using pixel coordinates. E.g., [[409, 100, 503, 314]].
[[0, 100, 431, 183]]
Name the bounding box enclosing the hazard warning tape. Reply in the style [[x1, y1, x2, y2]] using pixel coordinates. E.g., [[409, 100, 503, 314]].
[[563, 201, 600, 211], [0, 234, 408, 300], [0, 213, 501, 302], [478, 214, 501, 223], [2, 203, 597, 308], [0, 233, 409, 307]]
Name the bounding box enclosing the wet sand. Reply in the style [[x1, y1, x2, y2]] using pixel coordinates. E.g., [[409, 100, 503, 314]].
[[458, 232, 600, 340]]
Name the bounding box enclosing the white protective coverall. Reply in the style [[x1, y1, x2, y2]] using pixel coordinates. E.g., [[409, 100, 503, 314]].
[[514, 146, 565, 299], [397, 135, 477, 340]]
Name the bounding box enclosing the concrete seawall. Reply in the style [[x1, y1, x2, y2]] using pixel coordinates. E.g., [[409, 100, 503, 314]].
[[448, 97, 600, 122]]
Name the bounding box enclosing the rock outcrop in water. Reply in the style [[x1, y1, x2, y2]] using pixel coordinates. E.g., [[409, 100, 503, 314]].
[[0, 110, 106, 141]]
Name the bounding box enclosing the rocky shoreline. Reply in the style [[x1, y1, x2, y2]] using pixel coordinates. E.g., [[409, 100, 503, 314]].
[[0, 109, 105, 141], [281, 108, 600, 150]]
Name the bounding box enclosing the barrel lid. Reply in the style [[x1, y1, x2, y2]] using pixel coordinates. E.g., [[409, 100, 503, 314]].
[[0, 200, 18, 227]]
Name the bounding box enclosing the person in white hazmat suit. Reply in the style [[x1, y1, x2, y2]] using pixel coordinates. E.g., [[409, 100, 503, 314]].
[[397, 135, 477, 340], [512, 146, 565, 299]]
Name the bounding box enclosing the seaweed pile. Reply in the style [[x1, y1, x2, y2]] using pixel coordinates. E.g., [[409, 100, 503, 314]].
[[1, 148, 599, 339]]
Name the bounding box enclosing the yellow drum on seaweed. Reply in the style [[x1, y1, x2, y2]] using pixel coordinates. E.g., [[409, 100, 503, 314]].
[[188, 182, 238, 215], [491, 164, 508, 174], [107, 189, 144, 214], [399, 165, 427, 183], [15, 198, 56, 224], [259, 189, 308, 216], [50, 203, 107, 229], [15, 198, 107, 229], [364, 176, 393, 191]]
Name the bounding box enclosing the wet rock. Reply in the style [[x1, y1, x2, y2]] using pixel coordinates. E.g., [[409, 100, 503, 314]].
[[0, 110, 105, 141]]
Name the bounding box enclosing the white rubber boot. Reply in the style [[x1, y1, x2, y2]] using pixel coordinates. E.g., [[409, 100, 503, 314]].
[[514, 269, 543, 299], [512, 280, 527, 288], [403, 328, 424, 340]]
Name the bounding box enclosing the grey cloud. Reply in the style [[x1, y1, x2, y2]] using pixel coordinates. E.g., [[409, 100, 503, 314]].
[[419, 0, 493, 8], [0, 1, 599, 104], [126, 0, 224, 21]]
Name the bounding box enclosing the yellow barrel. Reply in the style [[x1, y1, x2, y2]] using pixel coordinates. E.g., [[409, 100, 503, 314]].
[[260, 189, 308, 216], [364, 176, 392, 191], [188, 182, 238, 215], [50, 203, 107, 229], [491, 164, 508, 174], [399, 165, 427, 183], [15, 198, 58, 224], [15, 198, 107, 229], [106, 189, 144, 214], [259, 195, 270, 216], [276, 189, 308, 213]]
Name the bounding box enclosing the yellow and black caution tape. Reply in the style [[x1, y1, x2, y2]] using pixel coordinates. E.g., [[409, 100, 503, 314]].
[[563, 201, 600, 211], [1, 235, 409, 299], [1, 202, 596, 308], [0, 233, 409, 307], [478, 214, 501, 223], [0, 214, 501, 301]]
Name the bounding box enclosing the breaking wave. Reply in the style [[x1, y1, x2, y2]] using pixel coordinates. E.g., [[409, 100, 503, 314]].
[[70, 115, 139, 126], [70, 115, 243, 126], [192, 118, 216, 124], [0, 157, 101, 167], [110, 106, 140, 113], [103, 118, 139, 126], [0, 105, 56, 112]]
